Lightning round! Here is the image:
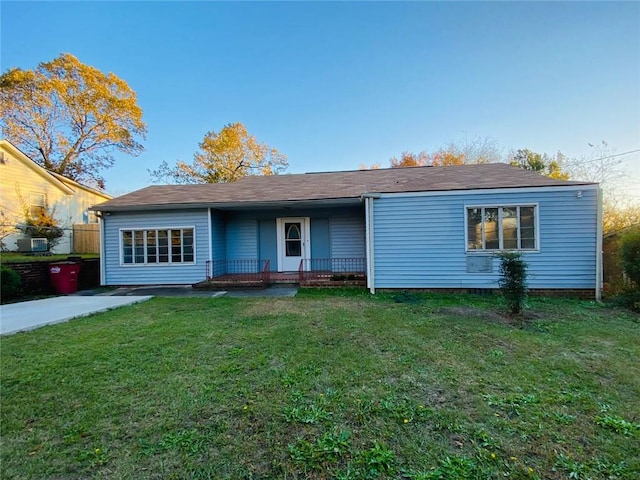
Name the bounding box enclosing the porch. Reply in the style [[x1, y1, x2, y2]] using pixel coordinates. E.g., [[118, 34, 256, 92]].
[[196, 258, 367, 289]]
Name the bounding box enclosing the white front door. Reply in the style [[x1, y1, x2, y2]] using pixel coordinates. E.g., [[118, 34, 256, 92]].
[[276, 217, 310, 271]]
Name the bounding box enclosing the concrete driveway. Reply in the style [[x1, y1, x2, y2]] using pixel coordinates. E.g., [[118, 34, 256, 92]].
[[0, 295, 152, 335], [0, 285, 298, 336]]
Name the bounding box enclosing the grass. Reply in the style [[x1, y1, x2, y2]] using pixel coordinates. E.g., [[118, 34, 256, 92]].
[[0, 252, 99, 264], [1, 289, 639, 479]]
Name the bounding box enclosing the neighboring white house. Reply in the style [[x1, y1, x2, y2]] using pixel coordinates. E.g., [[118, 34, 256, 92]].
[[0, 139, 112, 254]]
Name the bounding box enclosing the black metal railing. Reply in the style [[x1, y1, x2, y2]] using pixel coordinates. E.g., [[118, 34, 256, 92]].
[[298, 257, 366, 282], [206, 259, 270, 284], [204, 258, 365, 285]]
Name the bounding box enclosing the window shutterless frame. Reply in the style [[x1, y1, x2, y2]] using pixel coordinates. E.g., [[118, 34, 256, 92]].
[[118, 227, 196, 265], [464, 204, 539, 253], [29, 192, 46, 218]]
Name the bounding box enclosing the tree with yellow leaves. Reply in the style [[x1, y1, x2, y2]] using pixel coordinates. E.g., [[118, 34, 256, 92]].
[[429, 149, 466, 166], [0, 53, 146, 189], [150, 122, 288, 184], [361, 136, 502, 170], [389, 151, 429, 168]]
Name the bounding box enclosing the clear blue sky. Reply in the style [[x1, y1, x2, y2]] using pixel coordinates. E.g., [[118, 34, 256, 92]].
[[2, 1, 639, 197]]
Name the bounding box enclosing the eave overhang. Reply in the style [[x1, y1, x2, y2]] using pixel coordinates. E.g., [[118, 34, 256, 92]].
[[90, 196, 363, 213]]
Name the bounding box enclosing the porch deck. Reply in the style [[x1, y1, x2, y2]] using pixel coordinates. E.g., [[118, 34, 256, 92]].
[[196, 258, 366, 289]]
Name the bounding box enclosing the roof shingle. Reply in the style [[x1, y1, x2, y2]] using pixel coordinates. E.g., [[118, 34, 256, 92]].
[[93, 163, 595, 211]]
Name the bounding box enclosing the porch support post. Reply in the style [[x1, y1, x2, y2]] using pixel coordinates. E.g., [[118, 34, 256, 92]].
[[363, 194, 379, 294], [207, 207, 213, 264]]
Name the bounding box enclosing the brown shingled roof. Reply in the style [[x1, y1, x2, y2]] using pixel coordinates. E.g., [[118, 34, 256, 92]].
[[93, 163, 595, 211]]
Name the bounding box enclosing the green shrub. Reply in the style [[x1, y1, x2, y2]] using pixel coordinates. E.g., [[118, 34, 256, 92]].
[[1, 265, 21, 299], [614, 227, 640, 311], [620, 227, 640, 286], [497, 252, 528, 315]]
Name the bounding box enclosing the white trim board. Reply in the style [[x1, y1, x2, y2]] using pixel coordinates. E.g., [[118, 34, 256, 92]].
[[366, 184, 598, 199]]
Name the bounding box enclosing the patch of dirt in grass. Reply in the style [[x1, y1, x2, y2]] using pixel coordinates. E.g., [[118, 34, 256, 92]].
[[242, 298, 372, 318], [438, 306, 504, 322], [426, 388, 448, 407], [438, 306, 549, 327]]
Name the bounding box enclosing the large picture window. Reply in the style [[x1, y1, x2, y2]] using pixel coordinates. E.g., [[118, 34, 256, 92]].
[[121, 228, 194, 264], [466, 206, 536, 251]]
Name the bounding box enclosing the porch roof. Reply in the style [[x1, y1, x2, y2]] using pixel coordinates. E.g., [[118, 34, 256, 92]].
[[92, 163, 595, 212]]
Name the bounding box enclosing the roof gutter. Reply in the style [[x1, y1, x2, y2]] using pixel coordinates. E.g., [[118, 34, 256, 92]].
[[89, 197, 363, 213]]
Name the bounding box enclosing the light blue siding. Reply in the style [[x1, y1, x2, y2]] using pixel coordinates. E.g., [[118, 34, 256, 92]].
[[331, 217, 365, 258], [223, 207, 365, 267], [211, 210, 226, 261], [259, 220, 278, 270], [103, 209, 209, 285], [311, 218, 330, 259], [373, 188, 598, 289], [226, 218, 258, 260]]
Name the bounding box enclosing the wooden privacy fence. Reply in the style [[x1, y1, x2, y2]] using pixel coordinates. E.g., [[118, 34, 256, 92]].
[[72, 224, 100, 253]]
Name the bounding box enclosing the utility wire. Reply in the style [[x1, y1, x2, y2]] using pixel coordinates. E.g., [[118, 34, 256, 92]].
[[577, 148, 640, 164]]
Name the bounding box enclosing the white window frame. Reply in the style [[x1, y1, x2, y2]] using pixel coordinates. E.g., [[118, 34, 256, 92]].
[[464, 204, 539, 253], [29, 192, 46, 218], [119, 226, 196, 266], [84, 204, 98, 224]]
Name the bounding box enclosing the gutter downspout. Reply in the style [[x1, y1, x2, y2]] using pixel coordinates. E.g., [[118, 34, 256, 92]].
[[363, 193, 380, 294], [98, 212, 106, 286], [595, 187, 603, 302], [207, 208, 213, 267]]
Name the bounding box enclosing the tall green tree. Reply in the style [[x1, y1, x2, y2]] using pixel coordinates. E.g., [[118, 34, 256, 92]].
[[509, 149, 570, 180], [150, 122, 288, 184], [0, 53, 147, 188]]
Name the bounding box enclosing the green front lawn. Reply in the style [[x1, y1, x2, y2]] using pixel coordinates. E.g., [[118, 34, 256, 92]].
[[1, 290, 638, 479]]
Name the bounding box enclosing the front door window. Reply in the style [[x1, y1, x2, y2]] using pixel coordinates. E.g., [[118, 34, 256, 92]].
[[285, 222, 302, 256]]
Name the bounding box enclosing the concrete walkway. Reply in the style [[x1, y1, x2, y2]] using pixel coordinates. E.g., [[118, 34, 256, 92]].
[[0, 296, 153, 335]]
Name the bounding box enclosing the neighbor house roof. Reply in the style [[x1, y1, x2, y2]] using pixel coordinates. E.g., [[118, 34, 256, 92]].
[[1, 139, 74, 195], [92, 163, 596, 212], [50, 172, 112, 200], [0, 139, 112, 199]]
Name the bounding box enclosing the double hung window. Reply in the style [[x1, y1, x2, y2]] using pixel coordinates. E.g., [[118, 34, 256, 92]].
[[466, 206, 536, 251]]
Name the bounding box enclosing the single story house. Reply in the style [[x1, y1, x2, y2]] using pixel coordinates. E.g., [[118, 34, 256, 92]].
[[92, 163, 602, 298]]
